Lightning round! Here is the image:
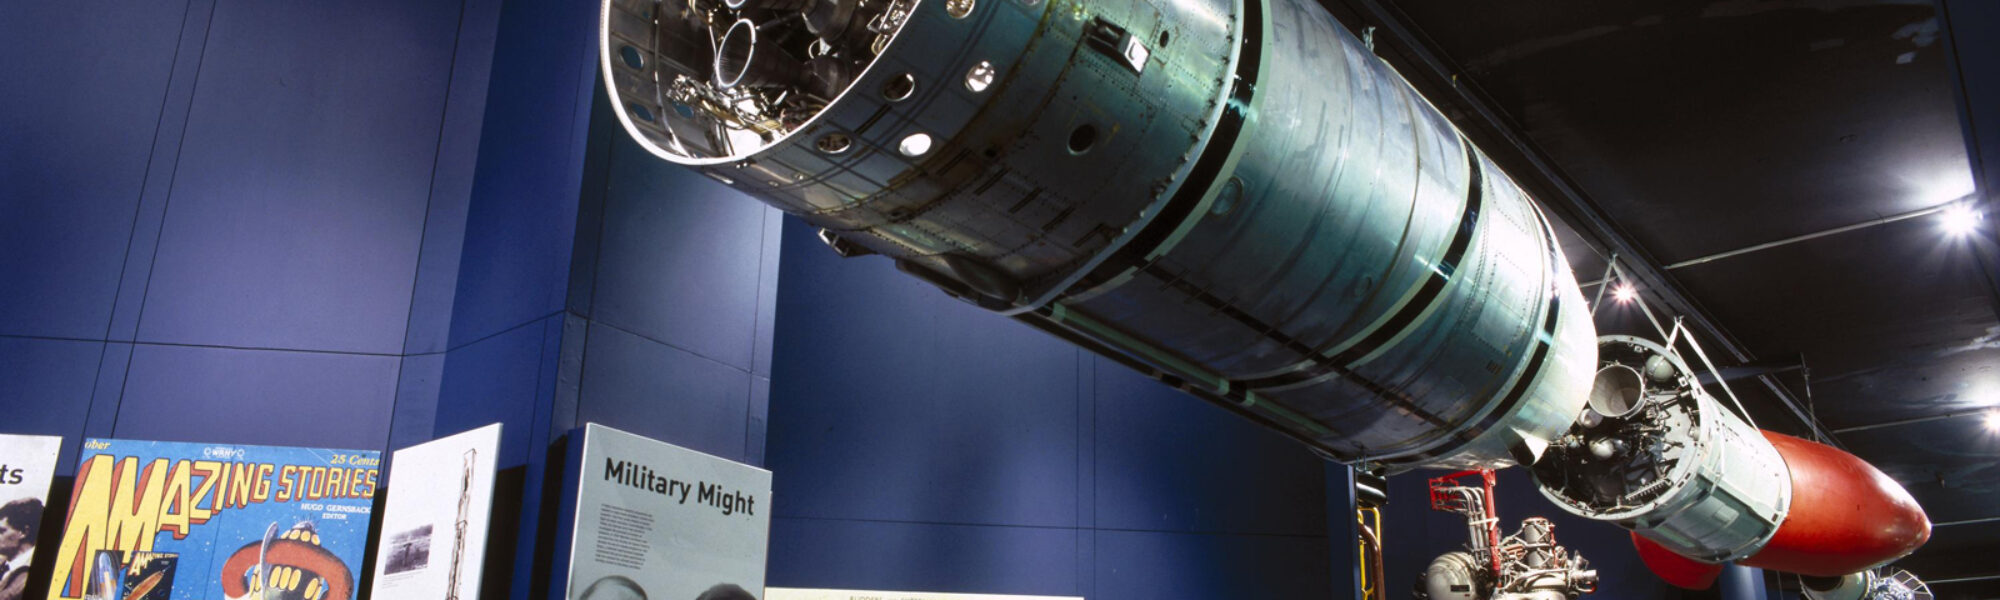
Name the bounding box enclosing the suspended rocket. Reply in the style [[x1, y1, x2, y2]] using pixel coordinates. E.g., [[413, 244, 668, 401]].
[[595, 0, 1929, 583]]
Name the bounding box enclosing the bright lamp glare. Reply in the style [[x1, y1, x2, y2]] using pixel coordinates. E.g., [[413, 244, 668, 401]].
[[1941, 204, 1982, 237], [1612, 284, 1637, 303], [1985, 410, 2000, 433]]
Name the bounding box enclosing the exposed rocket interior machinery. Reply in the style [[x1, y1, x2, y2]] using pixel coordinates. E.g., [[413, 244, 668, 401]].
[[1799, 569, 1935, 600], [1415, 470, 1597, 600], [596, 0, 1938, 592]]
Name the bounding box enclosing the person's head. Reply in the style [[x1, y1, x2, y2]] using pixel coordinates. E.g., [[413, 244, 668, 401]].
[[695, 584, 754, 600], [578, 575, 646, 600], [0, 498, 41, 557]]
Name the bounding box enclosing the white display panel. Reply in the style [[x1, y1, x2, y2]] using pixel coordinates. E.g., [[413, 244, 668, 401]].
[[369, 424, 502, 600], [565, 424, 772, 600], [1, 434, 60, 600]]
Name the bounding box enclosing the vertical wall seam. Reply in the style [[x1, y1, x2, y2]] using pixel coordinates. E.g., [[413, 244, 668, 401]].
[[582, 115, 616, 318], [746, 207, 773, 461], [570, 314, 590, 431], [110, 0, 224, 435], [100, 0, 198, 343], [384, 0, 475, 452], [77, 0, 202, 440], [397, 0, 475, 358]]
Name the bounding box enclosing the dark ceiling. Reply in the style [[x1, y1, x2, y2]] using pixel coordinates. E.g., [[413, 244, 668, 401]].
[[1316, 0, 2000, 595]]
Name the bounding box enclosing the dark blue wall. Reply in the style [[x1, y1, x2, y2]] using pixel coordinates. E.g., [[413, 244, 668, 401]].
[[763, 220, 1349, 599], [430, 0, 782, 597], [0, 0, 501, 469]]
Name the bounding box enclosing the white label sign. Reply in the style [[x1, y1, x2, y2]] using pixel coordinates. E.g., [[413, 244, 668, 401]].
[[370, 424, 502, 600], [1, 434, 61, 599], [566, 424, 773, 600]]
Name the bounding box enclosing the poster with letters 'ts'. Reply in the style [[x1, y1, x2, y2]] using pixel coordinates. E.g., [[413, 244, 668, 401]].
[[1, 434, 62, 600]]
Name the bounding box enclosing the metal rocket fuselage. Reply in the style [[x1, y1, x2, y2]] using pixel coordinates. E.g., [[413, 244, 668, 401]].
[[597, 0, 1929, 581], [603, 0, 1593, 470]]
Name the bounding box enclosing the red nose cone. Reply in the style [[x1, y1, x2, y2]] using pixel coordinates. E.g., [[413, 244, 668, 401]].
[[1631, 532, 1723, 589], [1739, 431, 1931, 577]]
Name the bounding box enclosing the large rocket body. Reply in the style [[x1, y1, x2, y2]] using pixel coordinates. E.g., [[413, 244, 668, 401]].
[[605, 0, 1593, 470], [598, 0, 1927, 580]]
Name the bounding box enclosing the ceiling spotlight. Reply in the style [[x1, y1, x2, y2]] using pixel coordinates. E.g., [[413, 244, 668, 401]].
[[1612, 284, 1637, 303], [1940, 203, 1982, 237]]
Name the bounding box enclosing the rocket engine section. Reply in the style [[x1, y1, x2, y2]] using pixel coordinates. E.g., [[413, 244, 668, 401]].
[[1533, 337, 1931, 582], [1419, 471, 1597, 600], [600, 0, 1595, 468], [1532, 336, 1792, 564], [1802, 569, 1934, 600]]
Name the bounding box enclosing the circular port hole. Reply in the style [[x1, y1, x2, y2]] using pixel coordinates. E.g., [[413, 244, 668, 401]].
[[899, 133, 934, 157], [714, 19, 758, 89], [945, 0, 975, 18], [965, 61, 997, 93], [816, 133, 854, 154], [628, 102, 655, 123], [1210, 177, 1244, 216], [883, 73, 917, 102], [619, 45, 645, 70], [1067, 124, 1097, 154], [1158, 30, 1171, 47]]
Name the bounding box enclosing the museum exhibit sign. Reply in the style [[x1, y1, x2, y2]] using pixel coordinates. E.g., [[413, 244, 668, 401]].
[[555, 424, 772, 600], [369, 424, 502, 600], [46, 439, 380, 600], [1, 434, 61, 600]]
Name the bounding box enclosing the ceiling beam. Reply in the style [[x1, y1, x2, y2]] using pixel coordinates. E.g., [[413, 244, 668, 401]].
[[1926, 573, 2000, 585], [1319, 0, 1837, 446], [1828, 406, 1997, 435], [1933, 515, 2000, 528]]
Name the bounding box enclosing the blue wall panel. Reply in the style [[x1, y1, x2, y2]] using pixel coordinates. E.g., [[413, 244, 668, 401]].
[[401, 0, 508, 357], [0, 338, 105, 470], [588, 153, 775, 369], [1094, 359, 1330, 536], [766, 224, 1081, 528], [768, 519, 1081, 596], [114, 344, 399, 449], [574, 322, 754, 462], [752, 209, 785, 379], [436, 315, 561, 466], [135, 0, 460, 354], [1095, 530, 1333, 600], [446, 0, 598, 347], [0, 0, 189, 339], [765, 218, 1340, 598]]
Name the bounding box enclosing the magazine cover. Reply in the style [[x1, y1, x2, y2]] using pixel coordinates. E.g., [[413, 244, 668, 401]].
[[368, 424, 501, 600], [560, 424, 772, 600], [47, 438, 381, 600], [1, 434, 63, 600]]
